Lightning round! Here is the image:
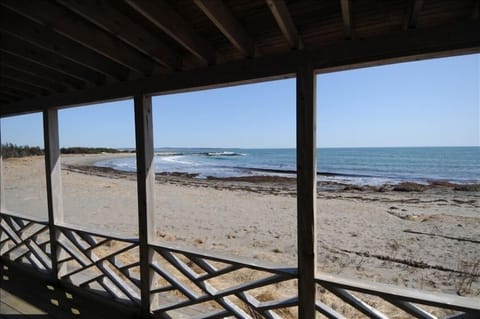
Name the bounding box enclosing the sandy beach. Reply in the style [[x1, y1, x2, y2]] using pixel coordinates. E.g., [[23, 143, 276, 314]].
[[2, 154, 479, 315]]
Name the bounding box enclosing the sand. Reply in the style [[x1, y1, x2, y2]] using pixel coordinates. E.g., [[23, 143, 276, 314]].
[[2, 154, 479, 311]]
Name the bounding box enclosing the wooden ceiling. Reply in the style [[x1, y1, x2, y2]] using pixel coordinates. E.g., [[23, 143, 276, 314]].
[[0, 0, 479, 116]]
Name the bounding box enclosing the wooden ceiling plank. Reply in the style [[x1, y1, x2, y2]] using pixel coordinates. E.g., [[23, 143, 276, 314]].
[[0, 79, 46, 96], [0, 97, 14, 104], [0, 0, 156, 76], [0, 65, 67, 92], [1, 69, 60, 93], [340, 0, 352, 39], [2, 74, 50, 95], [0, 90, 22, 101], [0, 52, 84, 90], [0, 86, 34, 98], [266, 0, 303, 49], [55, 0, 178, 70], [0, 32, 105, 86], [126, 0, 216, 65], [0, 7, 128, 81], [194, 0, 255, 57], [404, 0, 424, 30]]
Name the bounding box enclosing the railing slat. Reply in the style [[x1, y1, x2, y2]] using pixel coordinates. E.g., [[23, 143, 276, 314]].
[[384, 298, 438, 319], [324, 286, 388, 319]]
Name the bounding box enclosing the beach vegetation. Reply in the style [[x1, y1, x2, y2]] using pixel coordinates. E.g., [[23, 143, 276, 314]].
[[1, 143, 43, 158], [1, 143, 122, 158]]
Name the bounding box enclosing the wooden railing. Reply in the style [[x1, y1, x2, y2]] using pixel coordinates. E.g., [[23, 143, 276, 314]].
[[1, 210, 479, 318]]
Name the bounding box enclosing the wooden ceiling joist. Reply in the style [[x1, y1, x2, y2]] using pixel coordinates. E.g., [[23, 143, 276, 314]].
[[0, 86, 34, 99], [0, 33, 105, 86], [0, 52, 85, 90], [266, 0, 303, 49], [1, 76, 50, 96], [0, 79, 47, 97], [404, 0, 424, 30], [0, 7, 129, 81], [1, 66, 66, 93], [340, 0, 352, 39], [56, 0, 179, 71], [0, 90, 23, 101], [126, 0, 216, 65], [0, 0, 156, 76], [194, 0, 255, 57]]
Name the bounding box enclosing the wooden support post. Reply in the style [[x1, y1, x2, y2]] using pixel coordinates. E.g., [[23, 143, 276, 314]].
[[43, 108, 64, 279], [134, 94, 155, 316], [296, 62, 317, 319]]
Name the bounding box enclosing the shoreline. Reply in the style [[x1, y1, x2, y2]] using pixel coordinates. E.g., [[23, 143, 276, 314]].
[[65, 160, 480, 196]]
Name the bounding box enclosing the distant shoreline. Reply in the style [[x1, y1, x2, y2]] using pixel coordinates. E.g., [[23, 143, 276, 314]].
[[62, 161, 480, 195]]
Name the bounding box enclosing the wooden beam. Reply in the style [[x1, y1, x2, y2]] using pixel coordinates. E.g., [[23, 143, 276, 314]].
[[0, 65, 67, 93], [404, 0, 424, 30], [0, 32, 105, 86], [474, 0, 480, 19], [0, 52, 85, 90], [0, 91, 21, 101], [2, 20, 479, 116], [126, 0, 216, 65], [0, 82, 44, 97], [0, 88, 26, 100], [194, 0, 255, 57], [0, 76, 50, 96], [266, 0, 303, 49], [56, 0, 179, 70], [0, 86, 34, 99], [134, 95, 155, 316], [43, 108, 65, 279], [0, 6, 128, 81], [340, 0, 352, 39], [0, 0, 156, 76], [296, 62, 316, 319]]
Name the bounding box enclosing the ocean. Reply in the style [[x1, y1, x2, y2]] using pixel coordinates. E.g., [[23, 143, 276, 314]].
[[96, 147, 480, 186]]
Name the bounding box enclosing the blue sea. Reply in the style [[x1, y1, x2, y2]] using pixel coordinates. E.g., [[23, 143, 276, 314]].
[[96, 147, 480, 186]]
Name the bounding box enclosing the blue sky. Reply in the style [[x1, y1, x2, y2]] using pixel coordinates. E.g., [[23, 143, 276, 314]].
[[1, 54, 479, 148]]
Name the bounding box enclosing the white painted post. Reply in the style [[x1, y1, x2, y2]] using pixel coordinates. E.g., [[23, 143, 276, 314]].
[[296, 62, 317, 319], [43, 108, 65, 279], [134, 94, 155, 316]]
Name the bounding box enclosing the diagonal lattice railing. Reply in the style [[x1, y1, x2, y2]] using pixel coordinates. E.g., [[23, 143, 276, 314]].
[[149, 243, 298, 318], [55, 224, 141, 305], [1, 210, 479, 318], [0, 212, 51, 272], [315, 274, 480, 319]]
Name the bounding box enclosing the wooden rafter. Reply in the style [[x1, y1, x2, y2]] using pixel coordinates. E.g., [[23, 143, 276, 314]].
[[0, 80, 45, 97], [340, 0, 352, 39], [0, 65, 67, 92], [0, 88, 22, 100], [194, 0, 255, 57], [0, 86, 34, 99], [0, 0, 157, 76], [1, 77, 49, 96], [0, 32, 105, 86], [0, 52, 84, 90], [0, 6, 128, 81], [404, 0, 424, 30], [1, 68, 60, 93], [266, 0, 303, 49], [56, 0, 179, 71], [126, 0, 216, 65]]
